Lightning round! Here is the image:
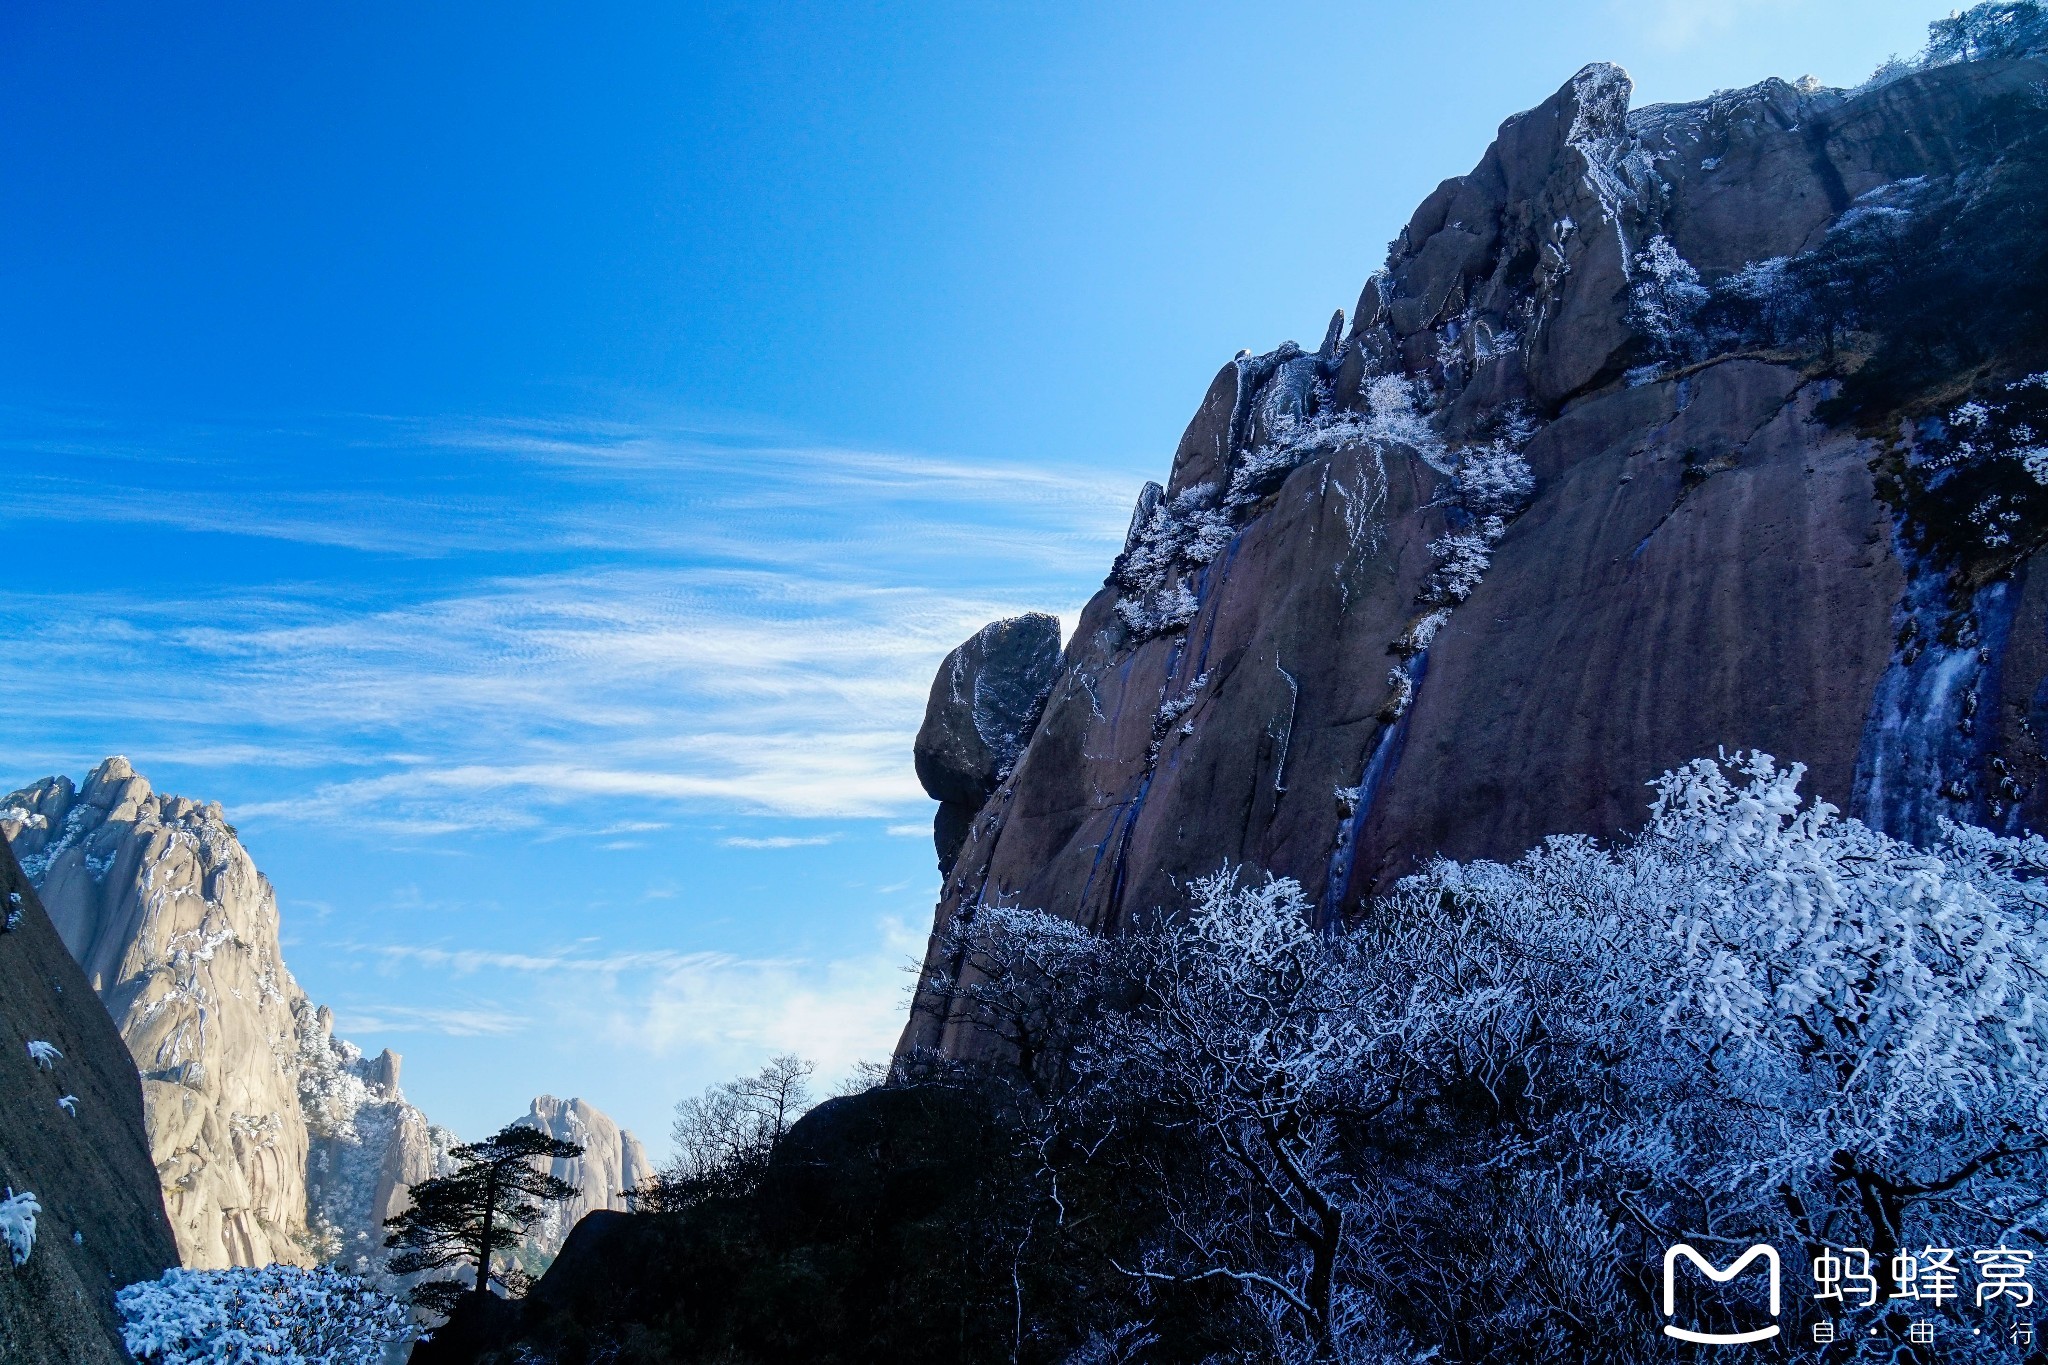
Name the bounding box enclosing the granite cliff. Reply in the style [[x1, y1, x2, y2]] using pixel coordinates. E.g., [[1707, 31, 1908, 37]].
[[513, 1095, 652, 1264], [0, 758, 456, 1270], [903, 17, 2048, 1058]]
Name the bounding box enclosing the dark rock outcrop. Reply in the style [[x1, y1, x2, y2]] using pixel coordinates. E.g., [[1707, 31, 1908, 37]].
[[0, 838, 178, 1364], [902, 39, 2048, 1061], [913, 614, 1064, 874], [408, 1084, 1041, 1364]]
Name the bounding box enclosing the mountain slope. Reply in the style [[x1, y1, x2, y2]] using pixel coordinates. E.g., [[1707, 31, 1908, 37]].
[[0, 836, 178, 1363], [1, 758, 455, 1270], [902, 31, 2048, 1059]]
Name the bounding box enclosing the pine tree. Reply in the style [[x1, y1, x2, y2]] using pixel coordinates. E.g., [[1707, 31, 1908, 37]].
[[383, 1123, 583, 1315]]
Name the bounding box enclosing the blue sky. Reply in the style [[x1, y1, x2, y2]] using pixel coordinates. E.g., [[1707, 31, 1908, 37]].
[[0, 0, 1951, 1147]]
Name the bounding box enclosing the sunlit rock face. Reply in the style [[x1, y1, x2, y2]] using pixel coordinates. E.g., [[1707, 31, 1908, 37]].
[[514, 1095, 652, 1260], [1, 759, 454, 1270], [901, 39, 2048, 1062]]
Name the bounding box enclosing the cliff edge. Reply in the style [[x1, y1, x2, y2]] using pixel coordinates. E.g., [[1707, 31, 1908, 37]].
[[904, 24, 2048, 1059]]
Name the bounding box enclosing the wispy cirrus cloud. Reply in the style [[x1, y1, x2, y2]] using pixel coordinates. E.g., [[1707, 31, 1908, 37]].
[[336, 918, 922, 1087], [332, 1002, 529, 1037], [0, 408, 1137, 568], [0, 401, 1117, 1133], [0, 406, 1137, 834]]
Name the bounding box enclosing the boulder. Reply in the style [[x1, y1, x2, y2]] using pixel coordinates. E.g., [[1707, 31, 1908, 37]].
[[912, 614, 1064, 873]]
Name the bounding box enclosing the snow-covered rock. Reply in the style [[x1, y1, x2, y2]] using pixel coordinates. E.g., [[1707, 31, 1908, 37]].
[[0, 759, 454, 1272]]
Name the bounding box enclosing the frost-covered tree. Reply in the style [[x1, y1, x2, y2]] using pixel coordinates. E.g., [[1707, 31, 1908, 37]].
[[1373, 753, 2048, 1357], [955, 752, 2048, 1363], [1645, 755, 2048, 1258], [927, 905, 1117, 1093], [383, 1122, 582, 1315], [642, 1054, 816, 1208], [951, 876, 1424, 1363], [0, 1189, 38, 1267], [1080, 873, 1413, 1363], [117, 1265, 413, 1365], [1628, 236, 1709, 364]]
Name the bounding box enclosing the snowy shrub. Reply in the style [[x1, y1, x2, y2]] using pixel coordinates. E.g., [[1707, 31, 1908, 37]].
[[1360, 373, 1448, 470], [1384, 421, 1534, 672], [1703, 253, 1803, 348], [1450, 433, 1535, 520], [1111, 484, 1232, 638], [947, 750, 2048, 1363], [1422, 529, 1494, 604], [1869, 0, 2048, 82], [1628, 236, 1709, 363], [118, 1265, 416, 1365], [0, 1189, 39, 1266], [1946, 373, 2048, 483], [27, 1040, 60, 1069]]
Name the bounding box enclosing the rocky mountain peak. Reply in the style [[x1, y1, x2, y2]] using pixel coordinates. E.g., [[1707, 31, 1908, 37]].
[[1, 759, 455, 1273], [514, 1094, 651, 1262]]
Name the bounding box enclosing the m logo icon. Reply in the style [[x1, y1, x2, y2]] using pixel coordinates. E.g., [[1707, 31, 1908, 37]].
[[1662, 1244, 1782, 1344]]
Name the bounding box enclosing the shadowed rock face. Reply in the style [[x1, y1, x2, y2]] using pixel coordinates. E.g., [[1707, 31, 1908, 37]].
[[0, 758, 456, 1271], [914, 614, 1065, 875], [901, 43, 2048, 1062], [0, 838, 178, 1365]]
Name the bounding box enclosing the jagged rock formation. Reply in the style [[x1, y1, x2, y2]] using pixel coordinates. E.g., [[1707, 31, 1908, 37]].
[[301, 1005, 459, 1276], [0, 835, 180, 1364], [0, 758, 454, 1269], [914, 614, 1065, 874], [903, 23, 2048, 1060], [512, 1095, 651, 1262]]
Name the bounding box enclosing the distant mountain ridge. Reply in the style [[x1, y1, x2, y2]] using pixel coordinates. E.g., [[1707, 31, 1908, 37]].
[[513, 1095, 653, 1265]]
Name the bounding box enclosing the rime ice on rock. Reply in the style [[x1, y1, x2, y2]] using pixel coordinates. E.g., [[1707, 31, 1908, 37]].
[[0, 1188, 38, 1267]]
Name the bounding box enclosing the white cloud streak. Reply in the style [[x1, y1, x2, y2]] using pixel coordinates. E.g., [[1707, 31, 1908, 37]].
[[337, 920, 921, 1086], [332, 1003, 529, 1037], [0, 407, 1137, 833]]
